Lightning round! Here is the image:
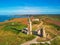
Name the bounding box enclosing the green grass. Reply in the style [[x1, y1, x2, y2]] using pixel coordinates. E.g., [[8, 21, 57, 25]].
[[30, 43, 50, 45], [51, 36, 60, 45], [48, 23, 60, 31], [1, 22, 27, 34], [0, 30, 36, 45], [0, 31, 22, 45], [48, 16, 60, 22], [0, 22, 36, 45], [18, 32, 36, 41], [32, 21, 40, 24]]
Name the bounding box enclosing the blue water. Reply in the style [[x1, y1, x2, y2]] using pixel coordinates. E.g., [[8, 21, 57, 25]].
[[0, 15, 28, 22]]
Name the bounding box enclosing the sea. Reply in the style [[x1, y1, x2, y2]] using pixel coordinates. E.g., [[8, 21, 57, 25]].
[[0, 14, 59, 22], [0, 15, 28, 22]]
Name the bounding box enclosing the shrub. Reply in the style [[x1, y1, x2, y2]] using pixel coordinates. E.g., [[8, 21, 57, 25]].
[[51, 36, 60, 45], [32, 21, 40, 24]]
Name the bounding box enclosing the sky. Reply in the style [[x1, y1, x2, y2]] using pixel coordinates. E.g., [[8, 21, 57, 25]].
[[0, 0, 60, 15]]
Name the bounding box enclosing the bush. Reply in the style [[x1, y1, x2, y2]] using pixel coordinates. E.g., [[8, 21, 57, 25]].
[[1, 22, 27, 34], [49, 23, 60, 31], [18, 33, 36, 41], [32, 21, 40, 24], [51, 36, 60, 45], [0, 30, 23, 45], [0, 30, 36, 45]]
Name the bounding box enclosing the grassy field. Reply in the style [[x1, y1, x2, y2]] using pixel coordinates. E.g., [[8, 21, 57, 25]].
[[0, 30, 36, 45], [0, 22, 36, 45], [47, 15, 60, 21], [1, 22, 27, 33], [0, 15, 60, 45]]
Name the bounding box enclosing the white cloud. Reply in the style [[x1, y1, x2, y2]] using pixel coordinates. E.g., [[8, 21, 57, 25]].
[[0, 6, 60, 15], [0, 7, 41, 15]]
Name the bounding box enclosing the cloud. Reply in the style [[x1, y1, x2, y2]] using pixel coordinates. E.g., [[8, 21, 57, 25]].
[[0, 7, 41, 15], [0, 6, 60, 15]]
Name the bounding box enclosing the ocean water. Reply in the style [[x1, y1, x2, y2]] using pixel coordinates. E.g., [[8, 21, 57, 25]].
[[0, 15, 28, 22]]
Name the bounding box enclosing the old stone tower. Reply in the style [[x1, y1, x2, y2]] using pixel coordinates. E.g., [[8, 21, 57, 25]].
[[37, 25, 46, 37], [43, 26, 46, 37]]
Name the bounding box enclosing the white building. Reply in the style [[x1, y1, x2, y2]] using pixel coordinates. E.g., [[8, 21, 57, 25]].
[[32, 18, 39, 21]]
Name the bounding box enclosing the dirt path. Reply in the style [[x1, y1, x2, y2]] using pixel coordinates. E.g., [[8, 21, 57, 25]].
[[21, 36, 39, 45], [21, 36, 57, 45], [32, 21, 43, 30], [37, 21, 43, 28]]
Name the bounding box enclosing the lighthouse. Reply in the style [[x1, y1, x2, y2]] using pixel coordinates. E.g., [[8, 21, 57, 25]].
[[27, 16, 32, 35], [29, 16, 32, 35]]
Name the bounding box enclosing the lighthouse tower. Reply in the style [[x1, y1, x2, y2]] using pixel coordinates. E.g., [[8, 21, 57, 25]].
[[27, 16, 32, 35], [29, 17, 32, 35]]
